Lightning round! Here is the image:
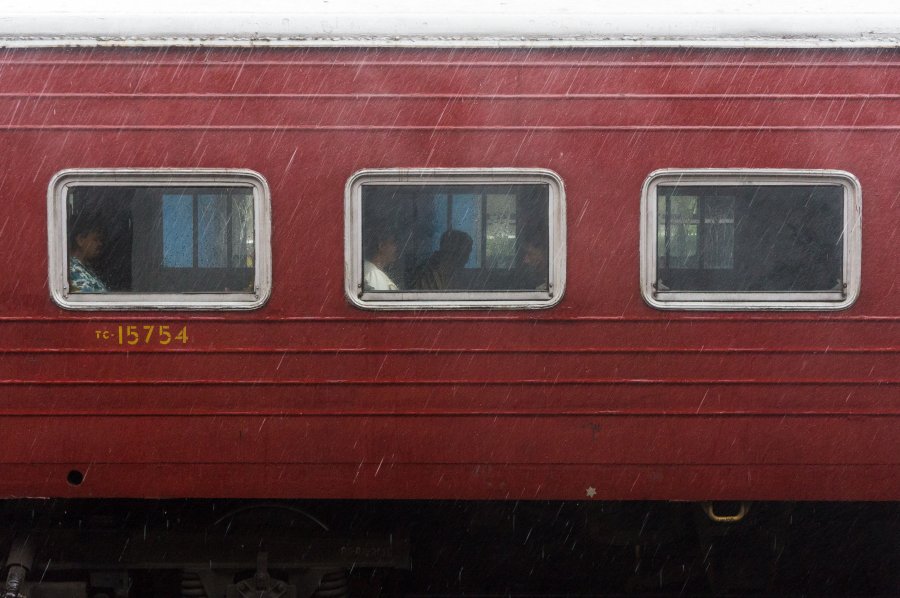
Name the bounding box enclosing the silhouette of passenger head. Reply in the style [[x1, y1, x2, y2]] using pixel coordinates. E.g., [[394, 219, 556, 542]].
[[68, 214, 105, 263], [438, 229, 473, 268]]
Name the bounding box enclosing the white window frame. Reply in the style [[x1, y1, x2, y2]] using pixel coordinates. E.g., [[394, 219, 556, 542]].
[[641, 169, 861, 311], [345, 168, 566, 310], [48, 169, 272, 310]]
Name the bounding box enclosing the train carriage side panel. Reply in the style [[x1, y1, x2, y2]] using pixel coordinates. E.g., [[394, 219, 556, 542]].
[[0, 47, 897, 500]]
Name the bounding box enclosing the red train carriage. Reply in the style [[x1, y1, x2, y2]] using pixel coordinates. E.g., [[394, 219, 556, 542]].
[[0, 3, 898, 596]]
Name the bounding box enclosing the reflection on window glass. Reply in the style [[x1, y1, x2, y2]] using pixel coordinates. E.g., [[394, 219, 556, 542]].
[[231, 194, 255, 268], [657, 195, 735, 270], [67, 186, 255, 293], [162, 194, 193, 268], [656, 185, 843, 292], [361, 184, 549, 293], [486, 194, 518, 270]]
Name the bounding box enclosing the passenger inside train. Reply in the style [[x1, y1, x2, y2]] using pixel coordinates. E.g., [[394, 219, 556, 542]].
[[411, 229, 474, 290], [518, 234, 549, 291], [363, 228, 401, 291], [67, 215, 108, 293], [359, 182, 551, 293], [64, 185, 257, 294]]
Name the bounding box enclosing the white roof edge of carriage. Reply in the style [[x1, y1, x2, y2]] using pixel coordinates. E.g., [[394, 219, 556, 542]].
[[2, 0, 900, 48]]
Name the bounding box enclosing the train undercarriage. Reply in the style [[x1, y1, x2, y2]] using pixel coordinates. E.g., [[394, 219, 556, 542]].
[[2, 500, 897, 597]]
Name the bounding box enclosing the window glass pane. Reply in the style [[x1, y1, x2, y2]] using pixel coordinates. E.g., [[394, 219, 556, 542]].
[[656, 184, 843, 292], [658, 194, 699, 269], [702, 196, 735, 269], [450, 194, 482, 268], [361, 184, 549, 293], [162, 194, 193, 268], [231, 192, 255, 268], [67, 186, 255, 293], [486, 194, 517, 270], [198, 193, 227, 268]]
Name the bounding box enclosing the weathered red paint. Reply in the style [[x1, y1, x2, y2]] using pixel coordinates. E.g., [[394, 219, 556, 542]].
[[0, 47, 897, 500]]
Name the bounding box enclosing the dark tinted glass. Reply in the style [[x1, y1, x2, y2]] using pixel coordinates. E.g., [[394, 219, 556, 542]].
[[656, 185, 844, 292], [361, 184, 549, 292], [67, 186, 255, 293]]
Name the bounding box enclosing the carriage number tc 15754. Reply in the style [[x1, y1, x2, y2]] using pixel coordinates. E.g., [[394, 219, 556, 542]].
[[94, 325, 189, 345]]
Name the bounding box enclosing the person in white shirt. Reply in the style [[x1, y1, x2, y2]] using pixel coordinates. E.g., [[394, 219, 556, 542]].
[[363, 231, 399, 291]]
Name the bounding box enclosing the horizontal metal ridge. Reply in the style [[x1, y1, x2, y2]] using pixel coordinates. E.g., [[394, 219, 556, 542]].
[[3, 461, 892, 467], [2, 92, 899, 100], [1, 378, 897, 386], [2, 60, 900, 68], [2, 125, 898, 132], [0, 413, 898, 418], [4, 37, 900, 50], [2, 347, 897, 355], [1, 315, 898, 323]]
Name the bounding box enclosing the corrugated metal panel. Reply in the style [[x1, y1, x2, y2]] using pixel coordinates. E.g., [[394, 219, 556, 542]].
[[0, 47, 896, 500]]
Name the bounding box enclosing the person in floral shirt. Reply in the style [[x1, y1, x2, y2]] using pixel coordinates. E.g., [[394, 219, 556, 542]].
[[68, 220, 107, 293]]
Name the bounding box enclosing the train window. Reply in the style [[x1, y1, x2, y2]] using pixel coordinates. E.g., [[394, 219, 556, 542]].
[[48, 169, 271, 310], [641, 170, 861, 310], [346, 169, 566, 309]]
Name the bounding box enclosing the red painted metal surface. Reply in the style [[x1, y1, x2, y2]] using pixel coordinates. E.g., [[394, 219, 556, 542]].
[[0, 47, 897, 501]]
